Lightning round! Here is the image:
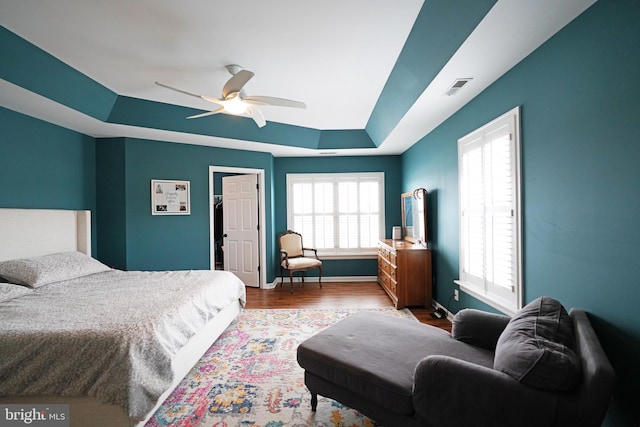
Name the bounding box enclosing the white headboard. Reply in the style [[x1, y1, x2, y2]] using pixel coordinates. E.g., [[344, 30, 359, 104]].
[[0, 209, 91, 262]]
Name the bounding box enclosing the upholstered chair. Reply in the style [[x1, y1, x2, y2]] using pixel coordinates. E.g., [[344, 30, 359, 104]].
[[278, 230, 322, 293]]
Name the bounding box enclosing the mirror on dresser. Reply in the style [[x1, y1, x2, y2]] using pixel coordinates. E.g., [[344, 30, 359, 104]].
[[376, 188, 432, 309], [401, 188, 427, 244]]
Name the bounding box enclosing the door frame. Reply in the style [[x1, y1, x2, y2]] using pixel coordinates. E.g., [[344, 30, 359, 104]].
[[209, 165, 266, 289]]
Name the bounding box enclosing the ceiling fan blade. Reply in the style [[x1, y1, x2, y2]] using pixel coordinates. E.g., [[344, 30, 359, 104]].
[[222, 70, 255, 98], [242, 98, 269, 106], [247, 106, 266, 128], [155, 81, 203, 98], [243, 95, 306, 109], [186, 107, 224, 119], [201, 95, 225, 105]]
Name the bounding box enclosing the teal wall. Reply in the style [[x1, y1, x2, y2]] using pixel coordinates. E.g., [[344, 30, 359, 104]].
[[401, 1, 639, 424], [0, 106, 97, 253], [0, 27, 117, 121], [96, 137, 276, 275], [273, 156, 403, 277], [95, 138, 127, 268], [366, 0, 497, 145]]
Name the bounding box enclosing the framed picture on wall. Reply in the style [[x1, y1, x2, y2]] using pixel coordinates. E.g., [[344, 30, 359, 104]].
[[151, 179, 190, 215]]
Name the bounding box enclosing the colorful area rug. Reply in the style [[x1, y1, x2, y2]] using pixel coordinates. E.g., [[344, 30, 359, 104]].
[[146, 307, 416, 427]]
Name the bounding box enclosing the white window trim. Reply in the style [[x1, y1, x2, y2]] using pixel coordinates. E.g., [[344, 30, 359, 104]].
[[286, 172, 385, 258], [455, 106, 523, 316]]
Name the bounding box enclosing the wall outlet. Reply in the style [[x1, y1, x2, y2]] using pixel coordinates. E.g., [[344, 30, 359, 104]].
[[454, 289, 459, 301]]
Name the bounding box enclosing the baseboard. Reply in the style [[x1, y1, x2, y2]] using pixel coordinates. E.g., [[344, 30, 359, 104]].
[[263, 280, 278, 290], [262, 276, 377, 289], [433, 299, 455, 321], [317, 276, 378, 283], [262, 279, 454, 322]]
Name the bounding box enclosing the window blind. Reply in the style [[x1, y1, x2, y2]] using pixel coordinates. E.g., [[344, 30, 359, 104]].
[[287, 173, 384, 256], [458, 107, 521, 313]]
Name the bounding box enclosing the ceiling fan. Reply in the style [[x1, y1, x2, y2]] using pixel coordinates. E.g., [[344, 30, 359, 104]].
[[155, 65, 306, 128]]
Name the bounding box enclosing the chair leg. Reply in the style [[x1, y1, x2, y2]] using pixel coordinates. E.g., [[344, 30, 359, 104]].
[[280, 267, 284, 288], [289, 271, 294, 294], [311, 392, 318, 411], [318, 266, 323, 289]]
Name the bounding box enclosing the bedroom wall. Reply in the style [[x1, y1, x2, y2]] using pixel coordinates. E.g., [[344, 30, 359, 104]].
[[273, 155, 403, 278], [0, 106, 98, 253], [95, 137, 277, 277], [401, 0, 639, 424]]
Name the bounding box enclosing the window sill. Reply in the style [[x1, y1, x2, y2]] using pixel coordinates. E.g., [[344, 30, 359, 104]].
[[454, 280, 517, 316], [317, 252, 377, 260]]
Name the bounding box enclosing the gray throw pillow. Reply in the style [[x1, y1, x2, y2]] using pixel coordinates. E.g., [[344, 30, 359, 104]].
[[494, 296, 582, 391]]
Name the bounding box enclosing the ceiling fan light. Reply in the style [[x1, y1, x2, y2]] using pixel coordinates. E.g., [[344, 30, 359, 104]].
[[224, 95, 249, 115]]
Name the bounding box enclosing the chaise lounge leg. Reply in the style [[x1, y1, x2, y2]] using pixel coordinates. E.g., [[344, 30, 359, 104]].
[[311, 393, 318, 411]]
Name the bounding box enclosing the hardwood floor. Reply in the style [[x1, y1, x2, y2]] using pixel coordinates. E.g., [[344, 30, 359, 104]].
[[245, 281, 451, 332]]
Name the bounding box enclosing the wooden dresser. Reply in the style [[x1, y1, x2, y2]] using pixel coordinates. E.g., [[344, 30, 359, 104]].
[[377, 239, 432, 309]]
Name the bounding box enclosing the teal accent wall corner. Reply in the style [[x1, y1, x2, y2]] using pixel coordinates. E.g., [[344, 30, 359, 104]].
[[96, 138, 127, 269]]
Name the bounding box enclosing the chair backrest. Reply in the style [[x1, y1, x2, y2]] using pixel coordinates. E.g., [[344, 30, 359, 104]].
[[279, 230, 304, 258]]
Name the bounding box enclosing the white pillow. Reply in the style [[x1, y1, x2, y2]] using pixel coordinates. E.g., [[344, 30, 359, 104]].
[[0, 251, 111, 288], [0, 283, 32, 302]]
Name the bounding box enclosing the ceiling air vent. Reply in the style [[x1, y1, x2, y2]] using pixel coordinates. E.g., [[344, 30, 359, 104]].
[[445, 78, 472, 96]]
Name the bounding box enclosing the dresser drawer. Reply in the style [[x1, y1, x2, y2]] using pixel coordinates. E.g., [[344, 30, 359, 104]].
[[378, 246, 390, 262], [388, 266, 397, 281], [388, 279, 397, 295], [378, 257, 391, 274], [378, 270, 388, 287], [389, 251, 397, 266], [377, 266, 397, 294], [378, 246, 397, 265]]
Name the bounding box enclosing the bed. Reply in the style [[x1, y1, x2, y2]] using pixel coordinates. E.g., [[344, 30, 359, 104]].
[[0, 208, 246, 427]]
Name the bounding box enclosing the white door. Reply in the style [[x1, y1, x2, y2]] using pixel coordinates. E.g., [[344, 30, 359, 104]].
[[222, 174, 260, 287]]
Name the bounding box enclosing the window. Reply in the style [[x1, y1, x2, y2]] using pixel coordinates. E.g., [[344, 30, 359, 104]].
[[286, 172, 384, 257], [456, 107, 522, 315]]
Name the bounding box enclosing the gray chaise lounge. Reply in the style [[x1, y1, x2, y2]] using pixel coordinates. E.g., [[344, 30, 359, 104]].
[[297, 297, 615, 427]]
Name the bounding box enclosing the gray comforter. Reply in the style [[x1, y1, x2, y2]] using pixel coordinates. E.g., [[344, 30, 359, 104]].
[[0, 269, 246, 420]]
